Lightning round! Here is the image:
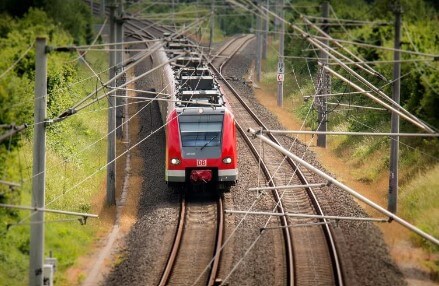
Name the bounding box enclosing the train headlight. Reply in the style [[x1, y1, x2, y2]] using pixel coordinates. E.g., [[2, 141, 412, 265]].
[[171, 158, 181, 165], [223, 157, 232, 164]]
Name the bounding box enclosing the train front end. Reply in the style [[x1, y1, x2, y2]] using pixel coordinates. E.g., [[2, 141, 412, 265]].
[[165, 108, 237, 189]]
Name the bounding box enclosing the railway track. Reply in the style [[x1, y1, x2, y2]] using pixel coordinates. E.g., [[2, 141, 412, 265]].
[[96, 6, 343, 283], [209, 36, 344, 285], [122, 15, 226, 286], [125, 17, 173, 40], [159, 192, 224, 286], [209, 34, 255, 74]]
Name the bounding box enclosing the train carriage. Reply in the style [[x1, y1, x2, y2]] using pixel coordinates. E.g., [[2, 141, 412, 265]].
[[156, 38, 238, 190]]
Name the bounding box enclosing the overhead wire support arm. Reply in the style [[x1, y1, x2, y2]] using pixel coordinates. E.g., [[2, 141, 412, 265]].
[[53, 41, 166, 120], [261, 5, 436, 133], [74, 53, 186, 113], [260, 129, 439, 137], [325, 102, 387, 111], [0, 124, 28, 144], [310, 34, 439, 58], [109, 94, 224, 108], [304, 15, 391, 26], [301, 16, 387, 81], [0, 180, 21, 188], [46, 46, 78, 53], [322, 65, 437, 133], [247, 128, 439, 246], [225, 210, 389, 223], [0, 203, 98, 220], [248, 183, 328, 192], [54, 18, 207, 121]]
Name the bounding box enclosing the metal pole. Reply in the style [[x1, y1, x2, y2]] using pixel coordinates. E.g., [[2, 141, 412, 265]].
[[262, 130, 439, 137], [247, 128, 439, 246], [172, 0, 175, 27], [209, 0, 214, 54], [323, 65, 430, 131], [107, 3, 116, 206], [317, 1, 329, 148], [29, 37, 47, 286], [277, 0, 284, 107], [273, 1, 278, 40], [262, 7, 435, 133], [100, 0, 105, 18], [388, 4, 402, 214], [262, 0, 268, 59], [256, 0, 262, 82], [115, 0, 124, 139]]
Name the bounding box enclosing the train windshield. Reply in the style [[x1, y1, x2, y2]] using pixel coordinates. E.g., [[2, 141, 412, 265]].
[[179, 114, 223, 148]]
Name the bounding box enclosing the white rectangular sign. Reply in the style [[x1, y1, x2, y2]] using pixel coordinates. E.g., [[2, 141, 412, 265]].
[[277, 61, 284, 74], [277, 73, 284, 82]]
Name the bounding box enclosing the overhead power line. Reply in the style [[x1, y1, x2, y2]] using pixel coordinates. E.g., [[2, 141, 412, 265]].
[[0, 124, 28, 144], [311, 34, 439, 58], [262, 130, 439, 137], [305, 15, 391, 26], [302, 16, 386, 80], [0, 203, 98, 219]]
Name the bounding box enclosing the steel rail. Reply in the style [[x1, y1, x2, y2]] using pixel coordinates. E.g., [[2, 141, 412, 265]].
[[158, 193, 224, 286], [125, 19, 222, 286], [207, 44, 344, 285], [127, 18, 166, 39], [207, 195, 225, 286], [209, 34, 247, 73], [205, 37, 294, 285], [124, 20, 155, 40], [235, 120, 295, 286], [158, 194, 186, 286], [218, 35, 255, 74], [211, 35, 246, 61]]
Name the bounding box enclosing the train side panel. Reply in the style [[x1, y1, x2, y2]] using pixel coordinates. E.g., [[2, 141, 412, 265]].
[[218, 109, 238, 182]]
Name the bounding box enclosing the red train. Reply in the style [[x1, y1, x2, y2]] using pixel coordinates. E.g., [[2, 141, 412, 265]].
[[157, 41, 238, 190]]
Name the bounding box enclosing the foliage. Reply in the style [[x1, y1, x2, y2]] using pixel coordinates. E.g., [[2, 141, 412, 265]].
[[400, 164, 439, 252], [0, 0, 93, 44], [0, 8, 73, 224], [280, 0, 439, 251], [0, 4, 108, 285], [44, 0, 94, 44]]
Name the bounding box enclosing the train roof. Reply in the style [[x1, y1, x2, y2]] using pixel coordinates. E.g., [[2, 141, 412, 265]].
[[175, 105, 227, 114], [165, 40, 227, 113], [178, 67, 210, 76], [174, 56, 204, 69]]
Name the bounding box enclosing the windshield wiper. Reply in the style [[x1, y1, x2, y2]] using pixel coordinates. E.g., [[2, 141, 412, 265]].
[[200, 134, 218, 150]]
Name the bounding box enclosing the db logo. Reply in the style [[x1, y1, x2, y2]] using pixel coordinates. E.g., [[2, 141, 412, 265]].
[[197, 159, 207, 166]]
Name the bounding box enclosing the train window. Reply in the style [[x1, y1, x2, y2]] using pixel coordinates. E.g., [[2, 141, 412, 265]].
[[179, 115, 223, 148]]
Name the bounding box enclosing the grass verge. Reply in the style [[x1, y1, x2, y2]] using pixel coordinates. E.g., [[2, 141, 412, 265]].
[[0, 50, 110, 285]]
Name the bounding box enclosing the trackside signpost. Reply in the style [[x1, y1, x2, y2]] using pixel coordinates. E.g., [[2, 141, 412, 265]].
[[277, 61, 284, 82], [277, 61, 284, 74]]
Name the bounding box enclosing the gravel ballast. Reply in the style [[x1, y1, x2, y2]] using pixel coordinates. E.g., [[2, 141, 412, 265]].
[[104, 38, 406, 286]]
